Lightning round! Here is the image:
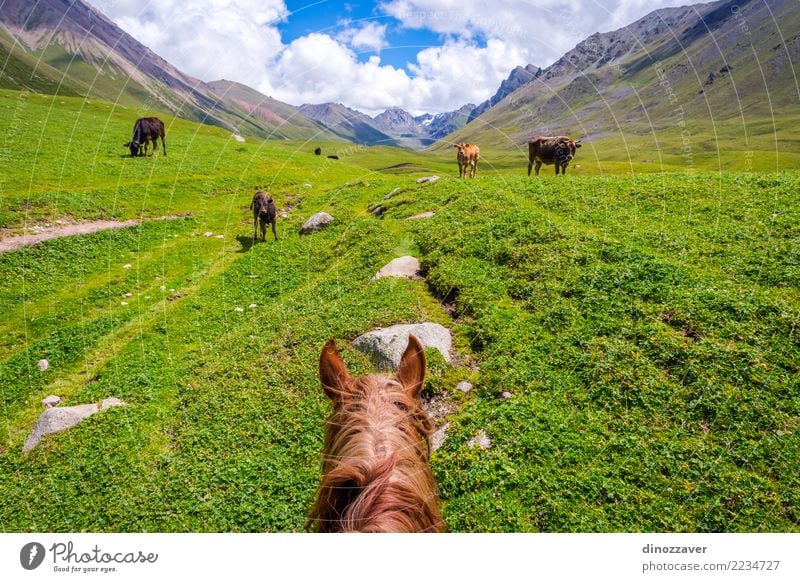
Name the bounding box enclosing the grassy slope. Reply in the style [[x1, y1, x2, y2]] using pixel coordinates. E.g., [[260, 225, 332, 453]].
[[0, 90, 797, 531]]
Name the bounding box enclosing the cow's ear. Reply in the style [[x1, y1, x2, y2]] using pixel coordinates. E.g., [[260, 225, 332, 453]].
[[319, 339, 352, 401], [574, 140, 582, 148], [397, 335, 426, 399]]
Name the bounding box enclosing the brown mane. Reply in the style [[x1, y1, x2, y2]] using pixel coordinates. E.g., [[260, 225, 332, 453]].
[[308, 338, 445, 532]]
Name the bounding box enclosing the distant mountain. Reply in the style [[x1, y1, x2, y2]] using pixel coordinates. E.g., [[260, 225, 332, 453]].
[[206, 80, 337, 140], [467, 65, 540, 122], [373, 107, 425, 138], [447, 0, 800, 156], [425, 104, 476, 140], [0, 0, 340, 141], [298, 102, 399, 146], [368, 104, 477, 149]]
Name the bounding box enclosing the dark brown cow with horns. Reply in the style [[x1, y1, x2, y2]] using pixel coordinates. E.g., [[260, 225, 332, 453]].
[[250, 191, 277, 241], [124, 117, 166, 157], [527, 135, 582, 176]]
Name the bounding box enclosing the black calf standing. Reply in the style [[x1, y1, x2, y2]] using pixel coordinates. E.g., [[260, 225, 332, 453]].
[[250, 192, 277, 241]]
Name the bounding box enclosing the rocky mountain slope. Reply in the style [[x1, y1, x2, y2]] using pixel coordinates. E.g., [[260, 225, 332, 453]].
[[0, 0, 338, 141], [446, 0, 799, 163]]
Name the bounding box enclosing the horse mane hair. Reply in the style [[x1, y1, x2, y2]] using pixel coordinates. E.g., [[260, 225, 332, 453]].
[[308, 375, 445, 532]]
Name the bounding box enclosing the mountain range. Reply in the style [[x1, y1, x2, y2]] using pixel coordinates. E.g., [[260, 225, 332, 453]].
[[1, 0, 797, 157], [443, 0, 799, 159]]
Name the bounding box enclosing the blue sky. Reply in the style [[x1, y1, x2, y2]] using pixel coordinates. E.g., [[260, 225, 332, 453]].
[[281, 0, 445, 70], [88, 0, 697, 115]]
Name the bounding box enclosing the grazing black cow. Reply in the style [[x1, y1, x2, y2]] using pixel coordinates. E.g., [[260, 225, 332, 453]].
[[527, 135, 582, 176], [314, 147, 322, 155], [250, 191, 277, 241], [327, 154, 339, 160], [124, 117, 166, 157]]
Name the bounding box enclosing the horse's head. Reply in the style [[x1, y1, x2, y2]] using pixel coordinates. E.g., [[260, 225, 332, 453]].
[[310, 335, 444, 532]]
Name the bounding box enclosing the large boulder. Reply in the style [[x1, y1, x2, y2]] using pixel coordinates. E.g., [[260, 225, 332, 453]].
[[299, 212, 334, 234], [23, 397, 126, 453], [416, 176, 439, 184], [371, 256, 422, 281], [352, 323, 452, 370]]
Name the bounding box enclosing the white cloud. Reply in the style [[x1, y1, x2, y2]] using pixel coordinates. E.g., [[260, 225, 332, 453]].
[[381, 0, 695, 67], [336, 22, 389, 52], [87, 0, 700, 115], [88, 0, 287, 89]]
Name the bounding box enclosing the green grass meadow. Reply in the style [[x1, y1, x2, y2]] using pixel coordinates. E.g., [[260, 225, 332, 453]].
[[0, 89, 798, 532]]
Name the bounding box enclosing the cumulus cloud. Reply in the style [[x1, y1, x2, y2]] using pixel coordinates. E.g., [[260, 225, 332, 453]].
[[87, 0, 697, 115], [88, 0, 287, 89], [336, 22, 389, 52], [381, 0, 693, 67]]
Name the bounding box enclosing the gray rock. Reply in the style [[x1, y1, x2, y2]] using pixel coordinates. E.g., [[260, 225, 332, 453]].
[[384, 188, 401, 200], [371, 256, 421, 281], [468, 430, 491, 450], [371, 206, 384, 216], [42, 395, 61, 408], [37, 359, 49, 372], [416, 176, 439, 184], [432, 423, 449, 451], [352, 323, 452, 370], [23, 397, 126, 452], [456, 381, 473, 393], [299, 212, 334, 234], [232, 134, 245, 142], [406, 211, 435, 220], [502, 391, 512, 399]]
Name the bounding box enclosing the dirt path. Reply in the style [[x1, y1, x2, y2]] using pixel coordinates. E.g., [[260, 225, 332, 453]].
[[0, 216, 196, 254]]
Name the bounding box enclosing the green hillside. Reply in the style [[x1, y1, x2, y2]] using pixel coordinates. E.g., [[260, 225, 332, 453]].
[[0, 90, 798, 532]]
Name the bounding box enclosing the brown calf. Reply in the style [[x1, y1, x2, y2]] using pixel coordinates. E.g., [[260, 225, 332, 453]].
[[250, 192, 277, 241], [527, 136, 582, 176], [454, 142, 480, 178]]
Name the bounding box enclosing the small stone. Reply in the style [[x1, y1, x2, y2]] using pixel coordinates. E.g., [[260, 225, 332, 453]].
[[468, 430, 491, 450], [406, 211, 435, 220], [232, 134, 245, 142], [123, 292, 132, 297], [246, 275, 258, 279], [248, 304, 257, 309], [456, 381, 473, 393], [122, 263, 132, 269], [23, 397, 126, 452], [214, 234, 224, 239], [371, 206, 384, 216], [234, 307, 244, 312], [42, 395, 61, 408], [37, 359, 49, 372], [371, 256, 422, 281], [204, 232, 213, 237], [502, 391, 512, 399], [120, 301, 128, 306], [384, 188, 400, 200], [159, 286, 166, 291], [299, 212, 334, 235], [432, 423, 449, 451], [416, 176, 439, 184], [303, 183, 313, 188], [352, 323, 452, 370]]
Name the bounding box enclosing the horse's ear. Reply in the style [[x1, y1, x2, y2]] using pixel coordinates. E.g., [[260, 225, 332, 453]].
[[397, 335, 426, 398], [319, 338, 351, 400]]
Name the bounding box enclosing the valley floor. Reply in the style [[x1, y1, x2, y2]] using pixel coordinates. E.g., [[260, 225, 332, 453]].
[[1, 92, 798, 532]]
